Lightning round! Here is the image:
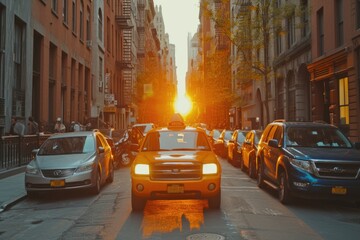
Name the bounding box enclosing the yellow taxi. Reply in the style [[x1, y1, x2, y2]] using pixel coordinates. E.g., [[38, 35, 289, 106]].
[[130, 114, 221, 211]]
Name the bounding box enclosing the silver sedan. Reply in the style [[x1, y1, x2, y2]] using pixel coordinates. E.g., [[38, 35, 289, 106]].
[[25, 130, 114, 197]]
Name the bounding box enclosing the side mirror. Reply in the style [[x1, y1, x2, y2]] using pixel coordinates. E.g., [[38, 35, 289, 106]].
[[98, 146, 105, 153], [268, 139, 279, 148]]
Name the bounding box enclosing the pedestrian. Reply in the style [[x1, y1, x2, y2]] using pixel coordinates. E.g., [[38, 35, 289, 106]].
[[54, 117, 66, 133], [9, 116, 25, 136], [70, 121, 81, 132], [27, 116, 39, 135]]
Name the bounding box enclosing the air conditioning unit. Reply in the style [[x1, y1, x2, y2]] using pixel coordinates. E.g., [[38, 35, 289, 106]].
[[86, 40, 92, 48]]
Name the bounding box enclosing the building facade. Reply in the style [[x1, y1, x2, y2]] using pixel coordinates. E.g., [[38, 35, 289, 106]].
[[308, 0, 360, 141]]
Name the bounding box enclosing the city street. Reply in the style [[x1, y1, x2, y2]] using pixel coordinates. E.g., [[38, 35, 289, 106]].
[[0, 158, 359, 240]]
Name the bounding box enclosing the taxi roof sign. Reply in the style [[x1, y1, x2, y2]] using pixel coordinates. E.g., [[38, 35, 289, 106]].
[[168, 113, 186, 129]]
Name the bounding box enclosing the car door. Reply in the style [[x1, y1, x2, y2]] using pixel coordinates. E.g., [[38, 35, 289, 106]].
[[242, 131, 253, 168], [262, 125, 278, 180], [265, 126, 283, 181], [96, 134, 109, 181], [228, 131, 237, 160]]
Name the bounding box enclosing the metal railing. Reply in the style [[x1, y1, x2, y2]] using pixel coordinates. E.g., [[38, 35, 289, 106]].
[[0, 134, 51, 171]]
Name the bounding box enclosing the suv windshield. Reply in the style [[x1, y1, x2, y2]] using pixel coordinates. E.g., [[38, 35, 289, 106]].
[[286, 126, 352, 148], [142, 131, 210, 151]]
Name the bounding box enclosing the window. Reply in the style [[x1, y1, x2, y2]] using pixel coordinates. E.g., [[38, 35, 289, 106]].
[[52, 0, 58, 14], [107, 17, 110, 51], [99, 57, 103, 92], [317, 8, 324, 56], [335, 0, 343, 47], [0, 5, 4, 97], [357, 0, 360, 29], [339, 77, 349, 125], [287, 14, 295, 48], [276, 28, 282, 56], [72, 0, 76, 33], [98, 9, 103, 41], [62, 0, 68, 24], [14, 17, 25, 90], [287, 73, 296, 121], [301, 0, 309, 37], [79, 0, 84, 40], [86, 7, 90, 41]]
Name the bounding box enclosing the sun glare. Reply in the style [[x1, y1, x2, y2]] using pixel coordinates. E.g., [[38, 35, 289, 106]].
[[174, 95, 192, 116]]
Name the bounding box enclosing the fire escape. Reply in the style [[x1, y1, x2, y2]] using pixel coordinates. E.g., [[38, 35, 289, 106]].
[[115, 0, 134, 107]]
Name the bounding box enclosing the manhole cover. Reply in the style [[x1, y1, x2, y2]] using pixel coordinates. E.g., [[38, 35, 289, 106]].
[[186, 233, 225, 240]]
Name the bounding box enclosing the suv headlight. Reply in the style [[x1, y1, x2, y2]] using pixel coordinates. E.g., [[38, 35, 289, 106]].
[[203, 163, 218, 175], [289, 158, 313, 173], [26, 161, 39, 175], [134, 164, 150, 175]]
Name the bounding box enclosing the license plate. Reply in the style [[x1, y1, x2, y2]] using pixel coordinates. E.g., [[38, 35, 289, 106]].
[[50, 180, 65, 187], [167, 184, 184, 194], [332, 186, 347, 195]]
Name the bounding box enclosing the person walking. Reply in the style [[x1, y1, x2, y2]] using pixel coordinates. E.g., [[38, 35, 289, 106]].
[[54, 117, 66, 133], [27, 116, 39, 135], [9, 116, 25, 136]]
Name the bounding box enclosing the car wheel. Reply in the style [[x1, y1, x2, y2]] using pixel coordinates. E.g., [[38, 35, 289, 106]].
[[91, 170, 101, 195], [248, 158, 256, 179], [279, 171, 292, 204], [257, 159, 265, 188], [120, 152, 132, 167], [107, 161, 114, 183], [131, 191, 146, 211], [208, 192, 221, 209]]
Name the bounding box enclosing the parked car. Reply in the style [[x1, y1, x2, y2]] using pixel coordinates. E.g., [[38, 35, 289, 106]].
[[208, 128, 223, 147], [130, 114, 221, 211], [213, 129, 234, 158], [241, 130, 263, 178], [227, 130, 249, 166], [256, 120, 360, 205], [25, 130, 114, 197]]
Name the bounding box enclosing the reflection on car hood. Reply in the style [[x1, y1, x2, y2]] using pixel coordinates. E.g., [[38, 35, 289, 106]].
[[286, 147, 360, 161], [35, 152, 95, 169], [138, 151, 217, 163]]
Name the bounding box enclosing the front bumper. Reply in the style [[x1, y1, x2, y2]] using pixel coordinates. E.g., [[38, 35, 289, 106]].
[[131, 175, 221, 200], [25, 169, 96, 191], [287, 166, 360, 200]]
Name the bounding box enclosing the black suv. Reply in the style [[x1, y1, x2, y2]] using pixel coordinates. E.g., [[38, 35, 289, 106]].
[[256, 120, 360, 204]]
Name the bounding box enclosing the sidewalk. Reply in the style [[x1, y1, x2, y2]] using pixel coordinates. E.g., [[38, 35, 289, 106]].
[[0, 166, 27, 213]]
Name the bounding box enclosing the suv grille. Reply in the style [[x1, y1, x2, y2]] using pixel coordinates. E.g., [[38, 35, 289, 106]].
[[150, 162, 202, 181], [42, 169, 76, 178], [314, 161, 360, 179]]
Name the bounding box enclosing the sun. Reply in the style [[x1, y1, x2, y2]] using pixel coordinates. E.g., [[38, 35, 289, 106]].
[[174, 95, 192, 116]]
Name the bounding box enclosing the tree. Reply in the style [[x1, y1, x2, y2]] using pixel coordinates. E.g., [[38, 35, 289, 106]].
[[201, 0, 302, 124]]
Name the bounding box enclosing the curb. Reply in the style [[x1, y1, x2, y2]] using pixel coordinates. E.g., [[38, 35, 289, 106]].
[[0, 194, 27, 213], [0, 166, 26, 180]]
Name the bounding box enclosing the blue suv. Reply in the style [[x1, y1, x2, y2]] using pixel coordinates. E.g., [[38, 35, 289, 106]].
[[256, 120, 360, 204]]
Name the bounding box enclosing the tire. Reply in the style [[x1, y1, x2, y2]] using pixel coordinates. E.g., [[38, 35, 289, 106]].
[[208, 192, 221, 209], [91, 170, 101, 195], [257, 159, 265, 188], [106, 161, 114, 183], [120, 152, 132, 167], [131, 191, 146, 211], [279, 171, 292, 204], [248, 158, 256, 179]]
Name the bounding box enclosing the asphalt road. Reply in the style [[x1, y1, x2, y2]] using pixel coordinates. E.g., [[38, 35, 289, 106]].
[[0, 158, 359, 240]]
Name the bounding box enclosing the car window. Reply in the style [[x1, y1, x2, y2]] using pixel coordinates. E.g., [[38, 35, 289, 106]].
[[142, 131, 210, 151], [38, 136, 88, 155], [224, 131, 233, 140], [237, 131, 247, 143]]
